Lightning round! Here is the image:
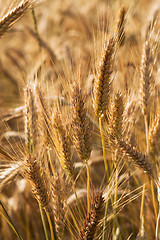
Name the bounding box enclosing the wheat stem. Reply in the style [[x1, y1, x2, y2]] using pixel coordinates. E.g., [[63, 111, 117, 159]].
[[0, 211, 23, 240], [86, 163, 90, 213], [99, 117, 109, 178], [46, 211, 55, 240], [150, 179, 158, 218], [39, 204, 49, 240], [0, 201, 23, 240]]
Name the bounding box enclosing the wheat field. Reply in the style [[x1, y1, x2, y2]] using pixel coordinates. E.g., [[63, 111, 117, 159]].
[[0, 0, 160, 239]]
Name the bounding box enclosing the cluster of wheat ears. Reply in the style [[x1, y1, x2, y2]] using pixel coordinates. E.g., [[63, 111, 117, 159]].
[[0, 0, 160, 239]]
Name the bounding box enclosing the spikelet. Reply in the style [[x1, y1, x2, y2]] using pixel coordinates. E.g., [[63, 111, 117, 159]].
[[139, 40, 152, 116], [148, 114, 160, 154], [115, 6, 126, 46], [79, 192, 104, 240], [25, 154, 50, 208], [53, 111, 74, 179], [116, 138, 154, 178], [108, 92, 124, 142], [93, 37, 115, 118], [24, 86, 38, 154], [0, 1, 30, 38], [71, 83, 91, 163], [52, 174, 65, 239]]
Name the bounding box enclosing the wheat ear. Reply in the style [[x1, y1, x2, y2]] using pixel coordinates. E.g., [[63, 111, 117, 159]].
[[24, 85, 58, 239], [148, 114, 160, 154], [115, 6, 126, 46], [53, 110, 74, 179], [93, 37, 115, 118], [79, 192, 104, 240], [24, 86, 38, 153], [71, 82, 91, 163], [139, 40, 152, 116], [108, 92, 124, 143], [0, 1, 30, 38], [116, 138, 154, 178]]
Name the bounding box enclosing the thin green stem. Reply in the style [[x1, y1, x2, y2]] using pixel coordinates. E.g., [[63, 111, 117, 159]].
[[39, 204, 49, 240], [45, 211, 55, 240], [0, 210, 23, 240], [0, 201, 23, 240], [86, 163, 90, 213], [99, 117, 109, 179]]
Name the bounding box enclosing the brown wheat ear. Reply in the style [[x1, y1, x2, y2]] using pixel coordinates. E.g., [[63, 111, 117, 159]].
[[71, 82, 91, 163], [53, 110, 74, 179], [139, 40, 152, 116], [0, 1, 30, 38], [93, 37, 115, 118], [24, 85, 38, 154], [148, 114, 160, 155], [115, 6, 126, 46], [79, 192, 105, 240], [108, 92, 124, 143], [115, 137, 155, 178], [24, 154, 50, 208]]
